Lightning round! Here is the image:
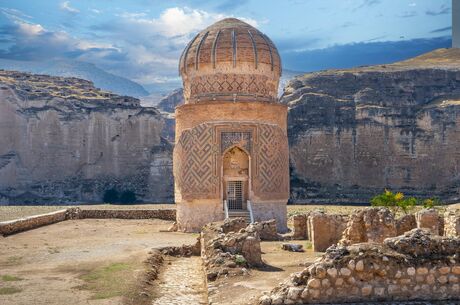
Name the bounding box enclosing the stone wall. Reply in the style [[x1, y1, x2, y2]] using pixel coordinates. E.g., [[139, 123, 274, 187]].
[[307, 212, 348, 252], [445, 210, 460, 237], [395, 214, 417, 236], [80, 209, 176, 221], [0, 209, 68, 236], [0, 208, 176, 236], [258, 229, 460, 305], [291, 214, 308, 239]]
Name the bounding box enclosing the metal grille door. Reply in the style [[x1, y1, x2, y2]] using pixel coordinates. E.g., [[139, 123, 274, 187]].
[[227, 181, 243, 210]]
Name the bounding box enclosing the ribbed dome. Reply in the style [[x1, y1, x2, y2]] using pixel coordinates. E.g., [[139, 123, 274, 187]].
[[179, 18, 282, 104]]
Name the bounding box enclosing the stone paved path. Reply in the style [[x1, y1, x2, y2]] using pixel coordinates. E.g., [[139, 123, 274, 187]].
[[152, 256, 208, 305]]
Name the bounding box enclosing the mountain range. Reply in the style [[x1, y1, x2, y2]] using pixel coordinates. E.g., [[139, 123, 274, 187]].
[[0, 58, 149, 97]]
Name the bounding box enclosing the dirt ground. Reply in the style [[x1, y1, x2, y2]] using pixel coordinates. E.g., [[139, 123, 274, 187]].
[[0, 219, 197, 305], [207, 240, 320, 305]]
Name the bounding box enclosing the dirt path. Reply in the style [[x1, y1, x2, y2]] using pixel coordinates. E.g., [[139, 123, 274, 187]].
[[152, 256, 208, 305], [0, 219, 198, 305]]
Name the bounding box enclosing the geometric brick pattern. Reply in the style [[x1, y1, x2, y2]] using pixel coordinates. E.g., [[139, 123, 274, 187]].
[[255, 124, 290, 198], [174, 121, 289, 201], [221, 131, 252, 153], [174, 124, 219, 200], [189, 73, 277, 103]]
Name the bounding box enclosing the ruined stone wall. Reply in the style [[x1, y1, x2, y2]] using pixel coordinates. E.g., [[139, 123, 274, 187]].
[[79, 209, 176, 220], [0, 209, 68, 236], [0, 71, 173, 204], [307, 212, 348, 252], [0, 208, 176, 236], [283, 62, 460, 203], [445, 210, 460, 237], [258, 229, 460, 305]]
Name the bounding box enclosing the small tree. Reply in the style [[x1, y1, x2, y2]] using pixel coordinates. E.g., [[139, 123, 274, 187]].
[[370, 189, 416, 215]]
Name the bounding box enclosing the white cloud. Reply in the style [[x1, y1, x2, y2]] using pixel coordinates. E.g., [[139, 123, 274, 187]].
[[119, 7, 258, 38], [60, 1, 80, 14], [17, 22, 44, 36]]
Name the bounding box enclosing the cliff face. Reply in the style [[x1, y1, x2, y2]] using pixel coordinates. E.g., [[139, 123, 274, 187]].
[[0, 70, 173, 204], [283, 49, 460, 203]]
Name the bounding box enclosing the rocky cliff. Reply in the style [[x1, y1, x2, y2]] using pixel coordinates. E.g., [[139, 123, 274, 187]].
[[283, 48, 460, 203], [0, 70, 173, 204]]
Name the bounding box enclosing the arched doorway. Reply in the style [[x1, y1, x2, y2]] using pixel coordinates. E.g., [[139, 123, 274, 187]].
[[222, 146, 249, 210]]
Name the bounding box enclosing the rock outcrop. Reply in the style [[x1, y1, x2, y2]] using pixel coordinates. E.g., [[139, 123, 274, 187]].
[[0, 70, 173, 204], [283, 48, 460, 203]]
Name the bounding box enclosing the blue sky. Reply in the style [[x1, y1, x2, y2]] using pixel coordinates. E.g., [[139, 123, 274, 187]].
[[0, 0, 452, 90]]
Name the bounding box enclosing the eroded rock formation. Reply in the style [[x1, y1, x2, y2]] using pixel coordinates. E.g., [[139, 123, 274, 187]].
[[283, 48, 460, 203], [0, 70, 173, 204]]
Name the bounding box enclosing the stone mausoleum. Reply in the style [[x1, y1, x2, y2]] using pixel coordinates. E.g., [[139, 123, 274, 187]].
[[173, 18, 289, 232]]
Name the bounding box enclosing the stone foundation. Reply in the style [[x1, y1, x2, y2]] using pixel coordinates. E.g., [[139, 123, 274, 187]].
[[176, 199, 224, 232], [80, 209, 175, 221], [0, 208, 176, 236], [0, 209, 68, 236], [258, 229, 460, 305], [307, 212, 348, 252]]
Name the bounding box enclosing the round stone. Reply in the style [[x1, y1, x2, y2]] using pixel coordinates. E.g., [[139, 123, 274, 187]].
[[327, 268, 338, 278], [361, 285, 373, 296], [439, 267, 451, 275], [340, 267, 351, 277], [259, 295, 272, 305], [355, 260, 364, 272], [335, 278, 344, 286], [453, 266, 460, 275], [417, 267, 429, 275], [438, 275, 448, 284], [407, 267, 416, 276], [307, 278, 321, 289]]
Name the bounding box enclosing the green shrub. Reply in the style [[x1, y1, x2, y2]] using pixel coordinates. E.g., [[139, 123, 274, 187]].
[[234, 255, 247, 266], [370, 189, 416, 214], [420, 198, 440, 209]]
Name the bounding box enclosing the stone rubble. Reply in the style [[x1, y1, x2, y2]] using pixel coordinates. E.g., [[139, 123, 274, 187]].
[[257, 229, 460, 304], [282, 243, 304, 252], [444, 209, 460, 237], [200, 218, 263, 281]]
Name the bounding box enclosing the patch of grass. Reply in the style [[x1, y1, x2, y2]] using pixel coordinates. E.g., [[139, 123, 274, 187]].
[[0, 287, 22, 295], [304, 241, 312, 250], [1, 274, 23, 282], [0, 256, 23, 267], [78, 262, 133, 300]]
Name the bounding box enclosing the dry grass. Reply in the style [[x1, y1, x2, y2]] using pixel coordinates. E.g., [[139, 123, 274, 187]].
[[0, 204, 175, 222]]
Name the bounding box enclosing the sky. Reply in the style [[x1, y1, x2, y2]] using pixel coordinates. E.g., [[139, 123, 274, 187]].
[[0, 0, 453, 92]]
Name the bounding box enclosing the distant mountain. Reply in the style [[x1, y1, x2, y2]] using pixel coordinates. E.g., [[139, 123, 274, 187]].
[[0, 59, 149, 97]]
